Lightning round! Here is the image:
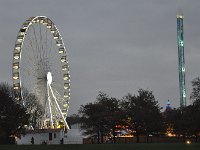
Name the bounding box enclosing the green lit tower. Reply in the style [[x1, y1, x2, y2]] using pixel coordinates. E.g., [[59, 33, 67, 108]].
[[177, 12, 186, 107]]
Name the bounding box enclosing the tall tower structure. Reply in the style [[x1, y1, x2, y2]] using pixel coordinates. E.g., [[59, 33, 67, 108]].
[[177, 12, 186, 107]]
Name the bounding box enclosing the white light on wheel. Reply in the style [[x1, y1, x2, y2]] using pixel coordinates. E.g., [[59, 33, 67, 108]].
[[47, 72, 52, 85]]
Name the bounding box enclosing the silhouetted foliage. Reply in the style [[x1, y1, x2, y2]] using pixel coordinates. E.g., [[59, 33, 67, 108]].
[[96, 92, 122, 143], [191, 77, 200, 105], [79, 92, 122, 143], [77, 79, 200, 143], [188, 77, 200, 141], [66, 114, 81, 128], [0, 82, 29, 144], [121, 89, 164, 143], [79, 101, 103, 143], [79, 90, 164, 143], [163, 108, 182, 136], [163, 77, 200, 142]]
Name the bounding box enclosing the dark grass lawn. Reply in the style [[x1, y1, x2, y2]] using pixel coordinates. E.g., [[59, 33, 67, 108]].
[[0, 143, 200, 150]]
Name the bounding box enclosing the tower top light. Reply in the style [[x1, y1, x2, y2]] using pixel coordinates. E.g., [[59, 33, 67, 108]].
[[177, 10, 184, 18]]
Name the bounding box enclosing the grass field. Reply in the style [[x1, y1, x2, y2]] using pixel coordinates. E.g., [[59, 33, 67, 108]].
[[0, 143, 200, 150]]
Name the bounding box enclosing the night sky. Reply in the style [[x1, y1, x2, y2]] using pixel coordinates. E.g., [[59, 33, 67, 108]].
[[1, 0, 200, 114]]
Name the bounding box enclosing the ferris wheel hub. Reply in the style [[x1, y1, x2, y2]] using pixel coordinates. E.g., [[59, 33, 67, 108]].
[[47, 72, 52, 85]]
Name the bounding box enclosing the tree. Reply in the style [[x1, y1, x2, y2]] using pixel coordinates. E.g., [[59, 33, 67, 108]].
[[78, 92, 122, 143], [121, 89, 163, 143], [189, 77, 200, 141], [79, 102, 104, 143], [187, 103, 200, 142], [164, 106, 200, 142], [163, 77, 200, 142], [163, 108, 183, 137], [96, 92, 122, 143], [190, 77, 200, 105], [0, 82, 29, 144], [66, 114, 81, 128], [22, 90, 43, 128]]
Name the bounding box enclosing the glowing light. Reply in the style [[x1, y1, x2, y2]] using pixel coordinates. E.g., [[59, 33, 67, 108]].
[[13, 83, 20, 89], [186, 140, 191, 144], [167, 133, 176, 137], [64, 93, 69, 98], [47, 72, 52, 84], [47, 25, 51, 29], [61, 56, 67, 62], [64, 104, 68, 107], [14, 53, 20, 60], [13, 86, 19, 90], [13, 73, 19, 80], [64, 83, 69, 89], [118, 135, 133, 138], [50, 29, 56, 33], [56, 40, 62, 46], [63, 74, 70, 80], [177, 14, 184, 19], [62, 65, 68, 71], [13, 63, 19, 69], [59, 48, 65, 54], [53, 35, 59, 39]]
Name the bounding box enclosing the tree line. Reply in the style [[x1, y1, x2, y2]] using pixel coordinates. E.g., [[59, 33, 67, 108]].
[[68, 77, 200, 143], [1, 77, 200, 144]]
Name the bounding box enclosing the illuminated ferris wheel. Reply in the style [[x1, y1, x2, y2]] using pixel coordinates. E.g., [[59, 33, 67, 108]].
[[12, 16, 70, 129]]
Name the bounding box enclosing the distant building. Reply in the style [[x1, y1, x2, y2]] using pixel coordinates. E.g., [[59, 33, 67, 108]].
[[165, 100, 172, 111], [16, 129, 64, 145]]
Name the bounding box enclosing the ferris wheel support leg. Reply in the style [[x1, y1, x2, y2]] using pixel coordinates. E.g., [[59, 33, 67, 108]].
[[48, 84, 70, 130], [47, 83, 53, 128]]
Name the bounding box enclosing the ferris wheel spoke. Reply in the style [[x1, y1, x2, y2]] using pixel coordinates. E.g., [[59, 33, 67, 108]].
[[48, 84, 69, 129], [21, 63, 38, 77], [51, 80, 63, 89], [51, 69, 62, 77], [51, 76, 64, 84], [45, 27, 48, 58], [39, 23, 46, 60], [21, 47, 37, 65], [32, 25, 43, 61], [27, 28, 40, 62], [47, 82, 53, 127], [39, 23, 42, 51], [51, 81, 64, 90], [25, 30, 40, 62], [51, 88, 63, 101], [47, 35, 53, 59], [31, 25, 40, 52], [21, 67, 35, 78], [47, 53, 60, 63], [43, 26, 49, 60], [50, 85, 62, 96]]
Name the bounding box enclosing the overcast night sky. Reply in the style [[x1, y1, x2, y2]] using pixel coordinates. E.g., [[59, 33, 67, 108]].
[[1, 0, 200, 114]]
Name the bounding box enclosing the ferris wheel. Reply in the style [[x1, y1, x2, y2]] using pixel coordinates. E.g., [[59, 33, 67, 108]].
[[12, 16, 70, 129]]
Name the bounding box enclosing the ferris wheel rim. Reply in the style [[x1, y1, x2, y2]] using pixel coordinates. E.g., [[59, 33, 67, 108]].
[[12, 16, 70, 129]]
